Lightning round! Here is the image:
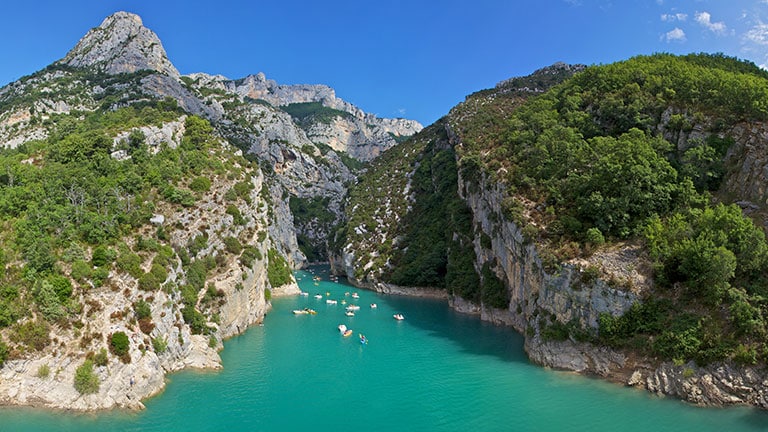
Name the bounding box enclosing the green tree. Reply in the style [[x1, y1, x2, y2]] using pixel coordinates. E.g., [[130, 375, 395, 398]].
[[109, 331, 130, 363], [74, 360, 100, 394]]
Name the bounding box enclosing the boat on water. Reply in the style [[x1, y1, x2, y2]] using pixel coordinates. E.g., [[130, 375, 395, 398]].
[[359, 334, 368, 345], [351, 293, 360, 299], [370, 303, 377, 309], [393, 314, 405, 321], [326, 299, 338, 305], [345, 305, 360, 311], [343, 329, 353, 337], [338, 324, 347, 333], [293, 308, 317, 315], [299, 291, 309, 296], [345, 311, 355, 317], [314, 294, 323, 299]]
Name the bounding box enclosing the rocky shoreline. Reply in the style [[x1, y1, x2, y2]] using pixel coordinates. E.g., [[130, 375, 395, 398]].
[[0, 278, 300, 412], [343, 272, 768, 410]]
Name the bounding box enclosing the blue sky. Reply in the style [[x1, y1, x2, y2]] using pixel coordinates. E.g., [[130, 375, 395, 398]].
[[1, 1, 767, 125]]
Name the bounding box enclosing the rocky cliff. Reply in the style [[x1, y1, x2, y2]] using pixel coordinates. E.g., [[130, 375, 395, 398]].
[[225, 72, 422, 161], [0, 11, 423, 410], [0, 136, 285, 410], [336, 57, 768, 410], [62, 12, 180, 79]]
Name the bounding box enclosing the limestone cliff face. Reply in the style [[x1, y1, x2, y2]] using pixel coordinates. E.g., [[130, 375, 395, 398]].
[[449, 124, 768, 408], [722, 122, 768, 211], [0, 10, 424, 270], [335, 111, 768, 408], [229, 72, 422, 161], [0, 9, 430, 410], [453, 148, 638, 340], [0, 140, 296, 410], [61, 12, 180, 79]]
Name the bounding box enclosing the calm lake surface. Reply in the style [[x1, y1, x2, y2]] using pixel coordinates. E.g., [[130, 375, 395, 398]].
[[2, 265, 768, 431]]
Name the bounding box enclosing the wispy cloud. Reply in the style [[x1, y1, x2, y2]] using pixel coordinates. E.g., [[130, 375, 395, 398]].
[[564, 0, 583, 6], [745, 22, 768, 45], [663, 27, 687, 42], [661, 13, 687, 22], [397, 108, 407, 116], [695, 11, 727, 35]]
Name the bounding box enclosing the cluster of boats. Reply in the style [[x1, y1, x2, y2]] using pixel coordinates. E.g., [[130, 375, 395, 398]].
[[295, 270, 406, 345], [336, 324, 368, 344]]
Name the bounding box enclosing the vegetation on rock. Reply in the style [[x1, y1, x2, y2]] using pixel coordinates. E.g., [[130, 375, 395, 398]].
[[73, 359, 99, 394], [341, 53, 768, 367]]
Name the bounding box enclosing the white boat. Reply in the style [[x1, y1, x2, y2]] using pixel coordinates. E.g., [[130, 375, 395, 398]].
[[299, 291, 309, 296], [351, 293, 360, 299], [338, 324, 347, 333], [293, 308, 317, 315], [326, 299, 338, 305], [345, 305, 360, 311], [370, 303, 377, 309], [314, 294, 323, 299], [393, 314, 405, 321], [345, 311, 355, 317]]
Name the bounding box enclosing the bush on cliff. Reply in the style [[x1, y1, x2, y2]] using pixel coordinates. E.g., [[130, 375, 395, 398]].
[[74, 359, 99, 394], [109, 331, 130, 363], [267, 248, 291, 287], [0, 339, 8, 366]]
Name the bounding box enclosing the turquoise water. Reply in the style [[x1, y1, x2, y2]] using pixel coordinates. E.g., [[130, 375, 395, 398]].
[[2, 265, 768, 431]]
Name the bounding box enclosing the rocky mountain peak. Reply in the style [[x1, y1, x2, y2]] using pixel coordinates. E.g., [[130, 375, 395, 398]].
[[61, 11, 179, 78]]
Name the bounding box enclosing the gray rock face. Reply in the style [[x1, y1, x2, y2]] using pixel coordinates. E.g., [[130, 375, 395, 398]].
[[631, 362, 768, 409], [454, 145, 638, 335], [228, 72, 422, 161], [723, 122, 768, 209], [62, 11, 179, 78]]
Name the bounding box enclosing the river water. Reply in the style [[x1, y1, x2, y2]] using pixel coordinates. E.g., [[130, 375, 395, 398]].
[[1, 265, 768, 431]]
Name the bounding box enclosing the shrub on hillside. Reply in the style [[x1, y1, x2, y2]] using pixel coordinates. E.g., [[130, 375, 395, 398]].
[[108, 331, 130, 363], [74, 360, 99, 394]]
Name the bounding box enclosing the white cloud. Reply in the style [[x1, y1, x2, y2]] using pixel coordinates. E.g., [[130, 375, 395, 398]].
[[745, 22, 768, 45], [397, 108, 407, 116], [661, 13, 687, 22], [695, 11, 727, 35], [663, 27, 687, 42]]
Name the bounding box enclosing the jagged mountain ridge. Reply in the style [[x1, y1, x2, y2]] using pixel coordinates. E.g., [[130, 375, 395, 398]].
[[1, 11, 421, 162], [0, 10, 422, 261]]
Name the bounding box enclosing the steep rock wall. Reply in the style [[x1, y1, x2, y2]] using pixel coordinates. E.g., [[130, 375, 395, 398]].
[[450, 125, 768, 408]]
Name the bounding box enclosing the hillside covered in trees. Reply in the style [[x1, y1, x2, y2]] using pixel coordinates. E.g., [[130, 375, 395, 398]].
[[339, 54, 768, 368]]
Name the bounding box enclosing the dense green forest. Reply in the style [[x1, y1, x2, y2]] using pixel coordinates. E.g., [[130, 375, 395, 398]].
[[0, 94, 276, 366], [449, 53, 768, 365], [343, 53, 768, 367]]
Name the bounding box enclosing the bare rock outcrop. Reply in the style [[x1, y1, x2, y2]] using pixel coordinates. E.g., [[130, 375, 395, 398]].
[[62, 12, 179, 79]]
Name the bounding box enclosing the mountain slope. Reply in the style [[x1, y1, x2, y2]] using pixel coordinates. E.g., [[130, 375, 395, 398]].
[[0, 11, 421, 410], [338, 54, 768, 408], [62, 12, 180, 78]]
